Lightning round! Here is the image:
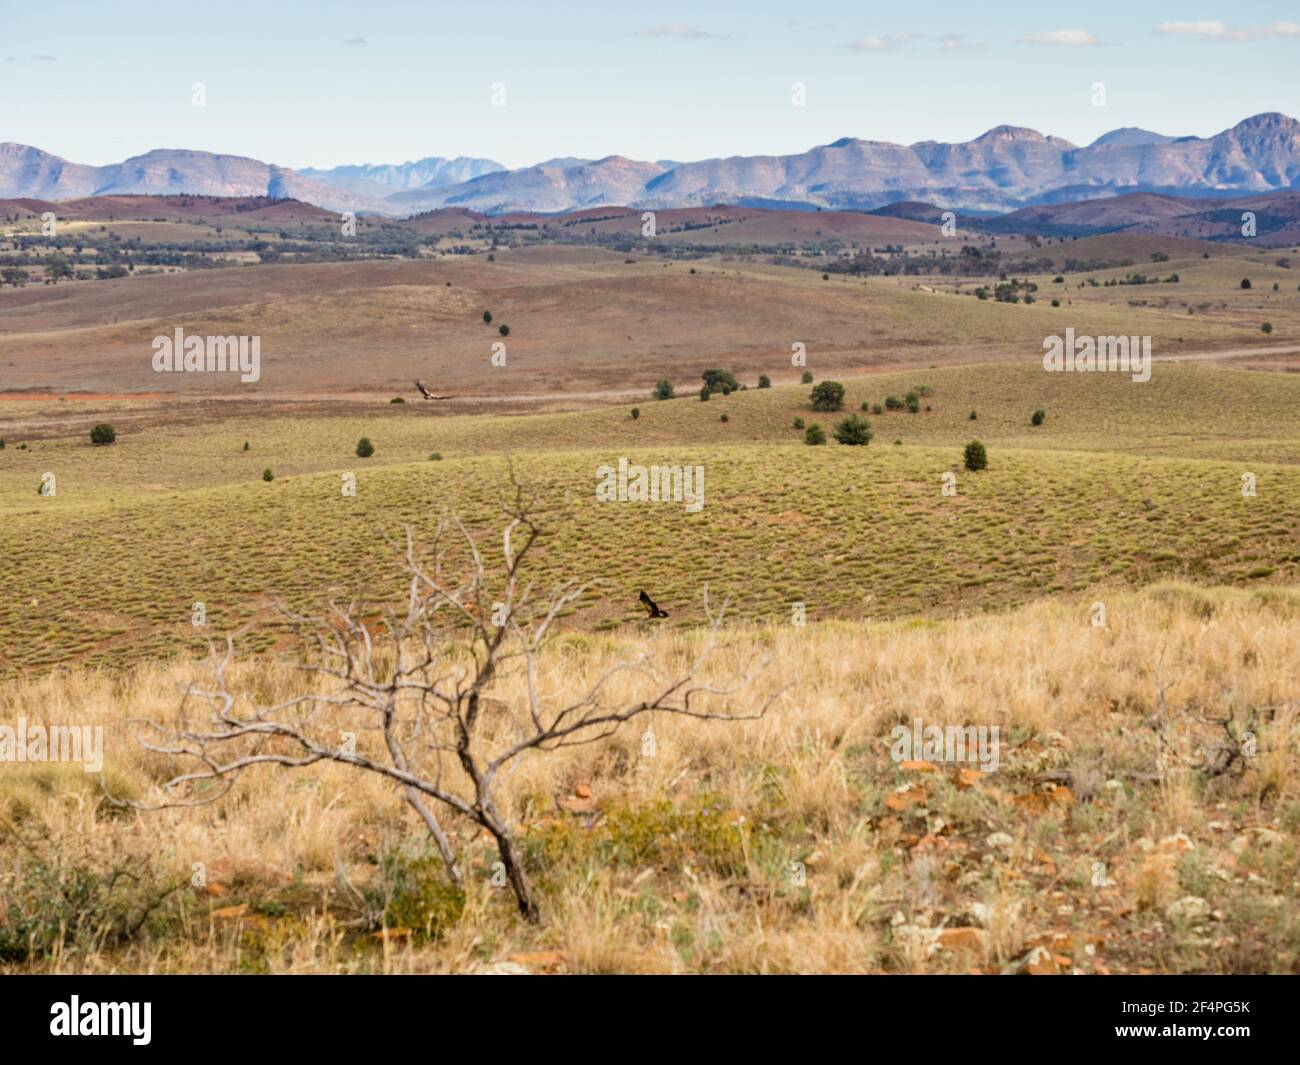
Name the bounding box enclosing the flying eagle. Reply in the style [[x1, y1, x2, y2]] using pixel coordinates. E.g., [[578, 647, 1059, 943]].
[[414, 380, 452, 400], [638, 590, 668, 619]]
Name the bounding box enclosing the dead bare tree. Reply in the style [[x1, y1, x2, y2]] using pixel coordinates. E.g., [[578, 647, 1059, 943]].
[[128, 483, 778, 922]]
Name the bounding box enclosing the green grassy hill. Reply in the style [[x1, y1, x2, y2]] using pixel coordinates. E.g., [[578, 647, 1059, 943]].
[[3, 360, 1298, 676]]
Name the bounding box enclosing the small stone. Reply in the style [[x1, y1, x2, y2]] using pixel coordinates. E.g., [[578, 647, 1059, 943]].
[[1165, 895, 1211, 922]]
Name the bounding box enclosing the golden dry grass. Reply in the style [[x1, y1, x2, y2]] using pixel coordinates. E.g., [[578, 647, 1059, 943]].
[[2, 583, 1298, 973]]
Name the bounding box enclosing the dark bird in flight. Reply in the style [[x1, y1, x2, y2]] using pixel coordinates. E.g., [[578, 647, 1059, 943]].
[[639, 590, 669, 619], [414, 380, 452, 400]]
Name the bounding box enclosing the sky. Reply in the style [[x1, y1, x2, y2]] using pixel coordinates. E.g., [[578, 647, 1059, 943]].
[[4, 1, 1299, 170]]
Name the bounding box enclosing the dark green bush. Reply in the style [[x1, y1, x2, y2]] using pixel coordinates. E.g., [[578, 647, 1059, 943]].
[[701, 369, 739, 395], [809, 380, 845, 412], [832, 414, 872, 446]]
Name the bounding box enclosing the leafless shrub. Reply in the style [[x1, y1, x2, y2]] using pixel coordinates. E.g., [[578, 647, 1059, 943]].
[[125, 481, 778, 921]]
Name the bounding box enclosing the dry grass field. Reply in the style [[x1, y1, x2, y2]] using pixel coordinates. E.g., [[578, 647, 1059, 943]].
[[4, 237, 1294, 396], [2, 586, 1297, 973]]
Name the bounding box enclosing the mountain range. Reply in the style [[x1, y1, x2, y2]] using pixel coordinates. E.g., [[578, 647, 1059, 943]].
[[3, 113, 1297, 217]]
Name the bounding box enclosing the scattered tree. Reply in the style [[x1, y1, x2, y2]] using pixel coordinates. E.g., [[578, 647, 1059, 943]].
[[832, 414, 872, 446], [809, 380, 845, 412], [701, 369, 739, 395], [964, 441, 987, 472], [89, 423, 116, 447], [356, 437, 375, 458], [803, 423, 826, 445], [653, 379, 674, 400]]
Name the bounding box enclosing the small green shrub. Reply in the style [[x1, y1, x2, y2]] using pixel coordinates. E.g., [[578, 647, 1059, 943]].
[[803, 423, 826, 445], [365, 851, 465, 943], [964, 441, 987, 471], [89, 423, 116, 446], [356, 437, 375, 458], [833, 414, 872, 446]]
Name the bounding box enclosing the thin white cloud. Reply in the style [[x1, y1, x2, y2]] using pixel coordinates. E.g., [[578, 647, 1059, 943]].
[[32, 54, 57, 61], [846, 32, 923, 51], [1016, 29, 1099, 47], [342, 37, 367, 46], [938, 33, 982, 51], [636, 23, 725, 40], [1156, 20, 1300, 42]]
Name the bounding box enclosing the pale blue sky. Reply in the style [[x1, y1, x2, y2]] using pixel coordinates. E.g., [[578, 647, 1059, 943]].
[[4, 1, 1299, 169]]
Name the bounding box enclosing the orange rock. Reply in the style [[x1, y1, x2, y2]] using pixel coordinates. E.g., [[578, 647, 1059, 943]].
[[1013, 786, 1075, 814], [211, 904, 248, 920], [937, 927, 988, 958], [506, 950, 567, 971], [956, 768, 984, 789], [885, 784, 926, 812], [900, 760, 939, 773], [370, 927, 413, 942], [203, 882, 228, 898], [574, 784, 592, 799]]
